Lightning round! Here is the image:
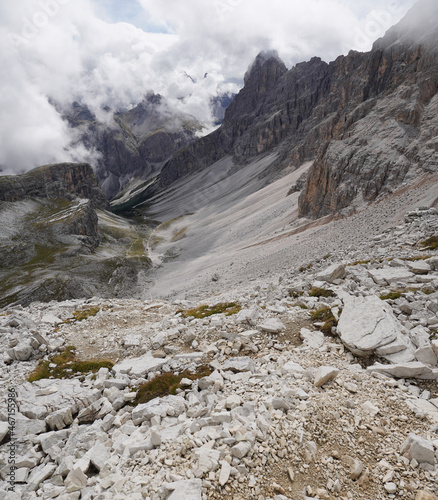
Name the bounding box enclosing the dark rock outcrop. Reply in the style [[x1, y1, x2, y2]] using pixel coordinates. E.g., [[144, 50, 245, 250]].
[[66, 94, 200, 199], [0, 163, 109, 209]]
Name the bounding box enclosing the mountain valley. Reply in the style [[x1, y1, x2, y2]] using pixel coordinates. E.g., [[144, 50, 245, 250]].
[[0, 1, 438, 499]]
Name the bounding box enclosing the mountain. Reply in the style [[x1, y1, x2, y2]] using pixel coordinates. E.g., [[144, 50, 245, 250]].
[[117, 0, 437, 219], [65, 93, 202, 199], [0, 163, 152, 307]]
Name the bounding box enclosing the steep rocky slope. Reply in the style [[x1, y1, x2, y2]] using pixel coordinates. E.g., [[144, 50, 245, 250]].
[[298, 0, 438, 218], [125, 0, 437, 220], [0, 164, 152, 308], [0, 206, 438, 499]]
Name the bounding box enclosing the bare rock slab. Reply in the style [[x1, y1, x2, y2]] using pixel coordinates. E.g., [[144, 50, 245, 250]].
[[367, 362, 436, 379], [368, 268, 414, 285], [258, 318, 285, 334], [415, 491, 438, 500], [222, 356, 255, 373], [113, 353, 170, 377]]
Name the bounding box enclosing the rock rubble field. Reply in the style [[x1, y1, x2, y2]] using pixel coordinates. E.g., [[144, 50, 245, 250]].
[[1, 207, 438, 499]]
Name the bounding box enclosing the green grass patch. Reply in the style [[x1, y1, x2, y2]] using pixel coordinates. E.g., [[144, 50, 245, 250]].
[[72, 306, 101, 322], [310, 307, 339, 336], [309, 287, 335, 298], [27, 346, 113, 382], [420, 236, 438, 251], [178, 302, 241, 319], [379, 292, 403, 301], [422, 287, 435, 295], [133, 365, 212, 406]]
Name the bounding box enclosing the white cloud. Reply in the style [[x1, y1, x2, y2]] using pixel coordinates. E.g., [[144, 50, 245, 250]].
[[0, 0, 416, 173]]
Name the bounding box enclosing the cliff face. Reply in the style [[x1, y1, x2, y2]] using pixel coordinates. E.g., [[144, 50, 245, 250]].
[[298, 0, 438, 218], [138, 0, 437, 219], [0, 162, 109, 209], [154, 53, 331, 193]]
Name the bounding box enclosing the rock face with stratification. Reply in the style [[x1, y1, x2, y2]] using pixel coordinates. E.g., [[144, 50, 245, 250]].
[[0, 163, 108, 209]]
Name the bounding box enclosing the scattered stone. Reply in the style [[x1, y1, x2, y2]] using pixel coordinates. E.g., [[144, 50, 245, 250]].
[[222, 356, 255, 373], [258, 318, 285, 333], [166, 479, 202, 500], [65, 467, 88, 493], [384, 482, 397, 494], [315, 263, 346, 283], [314, 366, 339, 387]]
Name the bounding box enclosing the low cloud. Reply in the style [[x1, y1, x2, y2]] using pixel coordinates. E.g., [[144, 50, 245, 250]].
[[1, 0, 417, 173]]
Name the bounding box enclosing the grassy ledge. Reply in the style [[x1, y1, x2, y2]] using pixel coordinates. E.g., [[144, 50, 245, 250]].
[[133, 365, 212, 406], [177, 302, 241, 319], [27, 346, 113, 382]]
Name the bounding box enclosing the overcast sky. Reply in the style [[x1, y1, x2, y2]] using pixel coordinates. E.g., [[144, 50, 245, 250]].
[[0, 0, 417, 174]]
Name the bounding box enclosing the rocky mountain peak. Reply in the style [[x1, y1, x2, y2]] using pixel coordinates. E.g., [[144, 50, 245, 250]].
[[374, 0, 438, 51], [243, 50, 288, 92]]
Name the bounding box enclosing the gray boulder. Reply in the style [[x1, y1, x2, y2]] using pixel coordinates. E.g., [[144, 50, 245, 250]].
[[337, 295, 413, 358], [315, 263, 346, 283]]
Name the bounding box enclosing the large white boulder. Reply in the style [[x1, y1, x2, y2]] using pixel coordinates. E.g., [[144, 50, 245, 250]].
[[337, 295, 412, 358]]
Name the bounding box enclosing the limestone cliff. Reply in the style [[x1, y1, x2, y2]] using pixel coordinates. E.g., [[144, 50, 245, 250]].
[[298, 0, 438, 218], [0, 162, 109, 209]]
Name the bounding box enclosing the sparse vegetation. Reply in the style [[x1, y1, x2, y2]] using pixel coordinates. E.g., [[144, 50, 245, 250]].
[[289, 290, 304, 299], [348, 259, 372, 266], [310, 307, 333, 322], [402, 255, 431, 261], [72, 306, 101, 322], [178, 302, 241, 319], [157, 215, 189, 231], [379, 292, 403, 301], [149, 235, 164, 249], [299, 263, 313, 272], [310, 307, 339, 336], [309, 287, 335, 298], [133, 365, 212, 406], [27, 346, 113, 382], [420, 236, 438, 251]]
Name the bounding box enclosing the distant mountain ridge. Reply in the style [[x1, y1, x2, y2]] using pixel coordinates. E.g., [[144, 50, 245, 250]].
[[65, 93, 202, 199], [125, 0, 438, 219]]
